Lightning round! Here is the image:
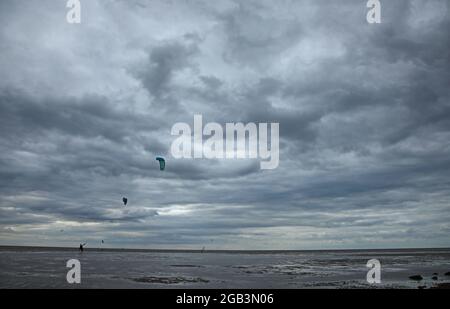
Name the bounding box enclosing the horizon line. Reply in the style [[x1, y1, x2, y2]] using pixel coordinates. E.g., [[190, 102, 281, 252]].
[[1, 244, 450, 253]]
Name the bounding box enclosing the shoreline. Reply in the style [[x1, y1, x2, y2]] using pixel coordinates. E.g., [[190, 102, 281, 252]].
[[1, 245, 450, 254]]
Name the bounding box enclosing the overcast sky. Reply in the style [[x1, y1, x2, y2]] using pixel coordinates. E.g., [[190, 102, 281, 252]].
[[0, 0, 449, 250]]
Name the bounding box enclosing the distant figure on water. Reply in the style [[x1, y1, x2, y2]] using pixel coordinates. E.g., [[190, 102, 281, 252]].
[[79, 243, 86, 252], [122, 197, 128, 206]]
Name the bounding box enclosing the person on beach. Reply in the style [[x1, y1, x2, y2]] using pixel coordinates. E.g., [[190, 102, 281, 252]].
[[79, 243, 86, 252]]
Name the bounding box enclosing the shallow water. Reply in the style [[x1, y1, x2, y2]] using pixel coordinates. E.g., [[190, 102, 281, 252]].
[[1, 247, 449, 288]]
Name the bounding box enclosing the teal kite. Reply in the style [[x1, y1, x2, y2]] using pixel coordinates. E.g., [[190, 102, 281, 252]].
[[156, 157, 165, 170]]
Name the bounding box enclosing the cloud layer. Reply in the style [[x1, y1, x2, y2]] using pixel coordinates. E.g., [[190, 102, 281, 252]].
[[0, 0, 449, 249]]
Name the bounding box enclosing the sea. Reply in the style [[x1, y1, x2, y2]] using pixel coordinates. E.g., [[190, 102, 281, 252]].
[[1, 246, 449, 288]]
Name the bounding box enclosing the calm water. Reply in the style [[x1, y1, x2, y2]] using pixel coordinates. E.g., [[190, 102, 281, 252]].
[[1, 247, 449, 288]]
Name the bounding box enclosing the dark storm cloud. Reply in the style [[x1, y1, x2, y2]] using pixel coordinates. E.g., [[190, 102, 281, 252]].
[[0, 90, 162, 142], [0, 0, 449, 249], [137, 41, 200, 100]]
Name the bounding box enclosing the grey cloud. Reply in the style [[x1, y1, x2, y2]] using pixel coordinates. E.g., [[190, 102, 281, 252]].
[[0, 0, 449, 250]]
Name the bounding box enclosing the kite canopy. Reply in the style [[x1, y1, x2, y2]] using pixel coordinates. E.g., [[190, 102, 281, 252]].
[[122, 197, 128, 206], [156, 157, 165, 170]]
